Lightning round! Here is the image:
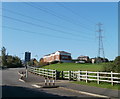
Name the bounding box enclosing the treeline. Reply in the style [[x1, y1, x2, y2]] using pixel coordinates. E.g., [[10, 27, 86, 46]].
[[1, 47, 23, 68], [1, 46, 120, 72]]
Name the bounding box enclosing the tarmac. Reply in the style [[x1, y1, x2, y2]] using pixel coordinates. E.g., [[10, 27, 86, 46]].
[[18, 70, 120, 99]]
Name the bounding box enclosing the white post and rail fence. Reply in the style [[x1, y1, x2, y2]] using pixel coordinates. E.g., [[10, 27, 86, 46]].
[[28, 66, 120, 86], [28, 66, 57, 80]]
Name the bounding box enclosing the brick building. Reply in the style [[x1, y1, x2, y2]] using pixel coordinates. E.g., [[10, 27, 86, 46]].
[[43, 51, 72, 63], [78, 55, 89, 62]]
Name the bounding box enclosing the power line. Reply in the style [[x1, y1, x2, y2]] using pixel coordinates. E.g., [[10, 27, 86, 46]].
[[2, 25, 94, 42], [22, 2, 94, 32], [55, 2, 96, 26], [1, 8, 94, 38], [39, 3, 94, 31], [1, 14, 94, 39]]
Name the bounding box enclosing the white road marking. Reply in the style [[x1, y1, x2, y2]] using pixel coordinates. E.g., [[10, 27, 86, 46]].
[[18, 72, 25, 77], [30, 84, 109, 98], [59, 87, 109, 98], [19, 79, 25, 83], [31, 84, 42, 88]]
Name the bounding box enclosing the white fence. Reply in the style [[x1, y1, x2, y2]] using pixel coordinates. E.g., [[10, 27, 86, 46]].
[[61, 70, 120, 85], [28, 66, 120, 86], [28, 67, 57, 79]]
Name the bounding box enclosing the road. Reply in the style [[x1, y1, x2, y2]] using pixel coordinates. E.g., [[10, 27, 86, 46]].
[[1, 68, 98, 99]]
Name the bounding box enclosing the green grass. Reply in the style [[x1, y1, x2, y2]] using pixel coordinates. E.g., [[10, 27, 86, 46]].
[[42, 63, 105, 71], [71, 81, 120, 90]]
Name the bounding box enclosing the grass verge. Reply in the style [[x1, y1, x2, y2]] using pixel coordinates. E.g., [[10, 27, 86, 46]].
[[71, 81, 120, 90], [43, 63, 104, 71]]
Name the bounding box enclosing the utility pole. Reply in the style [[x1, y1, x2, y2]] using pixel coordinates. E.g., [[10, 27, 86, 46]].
[[96, 22, 105, 63]]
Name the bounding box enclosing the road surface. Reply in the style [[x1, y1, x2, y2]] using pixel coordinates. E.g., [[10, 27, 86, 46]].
[[1, 68, 99, 99]]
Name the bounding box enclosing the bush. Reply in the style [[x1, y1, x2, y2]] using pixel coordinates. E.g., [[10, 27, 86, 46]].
[[102, 62, 114, 72], [59, 61, 63, 64], [39, 62, 49, 66], [103, 56, 120, 73], [50, 61, 59, 64]]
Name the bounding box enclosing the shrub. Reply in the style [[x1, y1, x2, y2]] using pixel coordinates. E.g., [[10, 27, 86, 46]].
[[102, 56, 120, 73], [50, 61, 59, 64]]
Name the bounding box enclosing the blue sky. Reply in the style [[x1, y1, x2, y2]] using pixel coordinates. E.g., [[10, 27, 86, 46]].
[[2, 2, 118, 60]]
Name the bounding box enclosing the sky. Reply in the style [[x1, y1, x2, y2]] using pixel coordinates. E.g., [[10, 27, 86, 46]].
[[1, 2, 118, 61]]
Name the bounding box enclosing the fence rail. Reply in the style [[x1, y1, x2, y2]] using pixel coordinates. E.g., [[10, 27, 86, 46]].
[[28, 66, 120, 86], [28, 66, 57, 79], [59, 70, 120, 85]]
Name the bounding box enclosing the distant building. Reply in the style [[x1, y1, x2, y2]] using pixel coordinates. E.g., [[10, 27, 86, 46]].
[[78, 55, 89, 63], [75, 60, 85, 63], [91, 58, 96, 64], [43, 51, 72, 63], [25, 52, 31, 62]]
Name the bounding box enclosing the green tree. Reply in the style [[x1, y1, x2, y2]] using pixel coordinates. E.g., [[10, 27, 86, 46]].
[[113, 56, 120, 72], [6, 55, 23, 68], [103, 56, 120, 72], [28, 58, 39, 66]]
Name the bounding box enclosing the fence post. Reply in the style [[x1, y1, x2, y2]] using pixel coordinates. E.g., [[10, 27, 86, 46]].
[[61, 71, 64, 79], [39, 68, 41, 75], [31, 67, 33, 73], [69, 71, 71, 81], [36, 68, 38, 75], [44, 77, 47, 86], [25, 69, 28, 78], [86, 71, 88, 83], [48, 77, 51, 86], [52, 78, 55, 86], [52, 70, 53, 78], [77, 70, 81, 81], [34, 67, 36, 74], [47, 69, 49, 78], [35, 68, 37, 74], [71, 71, 73, 80], [33, 67, 35, 74], [97, 71, 100, 84], [55, 70, 57, 80], [44, 69, 45, 77], [73, 71, 75, 80], [79, 70, 81, 81], [111, 71, 113, 86]]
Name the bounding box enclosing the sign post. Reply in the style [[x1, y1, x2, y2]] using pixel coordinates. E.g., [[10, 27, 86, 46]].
[[25, 62, 28, 78]]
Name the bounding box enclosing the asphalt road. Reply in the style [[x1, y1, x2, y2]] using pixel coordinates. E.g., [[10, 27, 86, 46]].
[[1, 68, 98, 99]]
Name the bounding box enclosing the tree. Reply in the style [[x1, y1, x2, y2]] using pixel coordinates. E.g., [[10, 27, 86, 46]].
[[103, 56, 120, 72], [1, 47, 23, 68], [6, 55, 23, 68], [113, 56, 120, 72], [1, 47, 7, 66], [39, 58, 49, 66], [28, 58, 39, 66], [33, 58, 39, 66]]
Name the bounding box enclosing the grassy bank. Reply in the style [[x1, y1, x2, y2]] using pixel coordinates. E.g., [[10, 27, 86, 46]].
[[71, 81, 120, 90], [42, 63, 104, 71]]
